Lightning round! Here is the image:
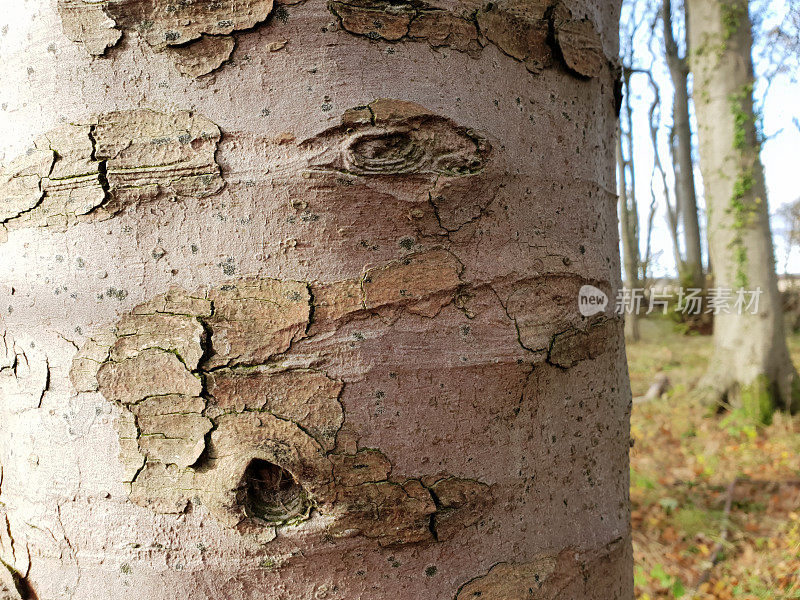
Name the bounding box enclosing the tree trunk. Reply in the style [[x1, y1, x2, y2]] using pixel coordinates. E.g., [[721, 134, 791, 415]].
[[689, 0, 800, 421], [663, 0, 704, 289], [617, 129, 640, 342], [0, 0, 632, 597]]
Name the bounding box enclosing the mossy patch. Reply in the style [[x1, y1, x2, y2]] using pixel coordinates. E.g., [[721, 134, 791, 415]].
[[738, 375, 775, 425]]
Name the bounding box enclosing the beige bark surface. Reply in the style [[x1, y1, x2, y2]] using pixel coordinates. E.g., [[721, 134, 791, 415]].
[[689, 0, 799, 420], [0, 0, 632, 597]]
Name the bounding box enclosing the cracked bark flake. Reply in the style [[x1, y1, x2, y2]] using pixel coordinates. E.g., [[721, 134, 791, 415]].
[[0, 147, 54, 223], [552, 7, 606, 78], [407, 9, 480, 53], [332, 478, 437, 545], [308, 279, 365, 333], [134, 408, 212, 469], [168, 35, 236, 78], [40, 125, 107, 223], [476, 0, 553, 73], [329, 1, 608, 78], [94, 109, 225, 209], [455, 555, 558, 599], [57, 0, 122, 56], [0, 110, 225, 235], [548, 319, 613, 368], [363, 248, 462, 316], [329, 0, 482, 53], [70, 330, 116, 393], [207, 368, 344, 451], [58, 0, 273, 59], [331, 449, 392, 486], [106, 0, 274, 51], [428, 477, 493, 541], [330, 1, 412, 41], [204, 278, 311, 369], [96, 348, 203, 404], [110, 312, 206, 370], [502, 275, 592, 352]]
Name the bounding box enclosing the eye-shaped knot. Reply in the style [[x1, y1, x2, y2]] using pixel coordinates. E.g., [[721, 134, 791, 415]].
[[341, 123, 488, 177], [344, 131, 427, 175]]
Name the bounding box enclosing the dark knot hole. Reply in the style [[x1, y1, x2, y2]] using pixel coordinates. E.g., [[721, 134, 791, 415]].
[[239, 459, 312, 525]]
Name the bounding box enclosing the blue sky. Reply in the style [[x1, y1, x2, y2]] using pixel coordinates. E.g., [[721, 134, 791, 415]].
[[621, 0, 800, 277]]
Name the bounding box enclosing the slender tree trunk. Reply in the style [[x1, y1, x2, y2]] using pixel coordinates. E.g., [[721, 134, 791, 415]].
[[689, 0, 800, 421], [663, 0, 704, 289], [662, 125, 684, 272], [617, 129, 640, 342], [0, 0, 632, 596]]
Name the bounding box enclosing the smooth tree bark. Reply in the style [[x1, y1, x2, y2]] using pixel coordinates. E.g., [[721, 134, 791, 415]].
[[0, 0, 632, 597], [689, 0, 800, 421], [663, 0, 704, 289]]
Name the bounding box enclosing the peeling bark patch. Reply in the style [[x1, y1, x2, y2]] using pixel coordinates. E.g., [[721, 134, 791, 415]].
[[95, 109, 224, 210], [476, 0, 554, 73], [0, 332, 50, 413], [58, 0, 272, 75], [454, 538, 629, 598], [0, 147, 53, 223], [71, 263, 489, 543], [57, 0, 122, 56], [0, 125, 105, 231], [331, 449, 391, 486], [97, 348, 203, 404], [363, 248, 462, 317], [106, 0, 274, 50], [329, 0, 481, 53], [203, 278, 310, 369], [311, 248, 464, 332], [0, 110, 224, 235], [333, 478, 437, 545], [329, 451, 493, 545], [455, 555, 558, 599], [329, 0, 609, 77], [329, 1, 413, 42], [207, 368, 344, 451], [552, 8, 606, 78], [548, 319, 613, 369], [497, 275, 613, 365], [168, 35, 236, 77], [133, 396, 211, 468], [428, 478, 492, 541]]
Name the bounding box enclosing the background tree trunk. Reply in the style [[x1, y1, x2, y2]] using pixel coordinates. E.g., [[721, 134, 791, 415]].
[[663, 0, 704, 289], [689, 0, 800, 421], [617, 128, 640, 341], [0, 0, 632, 597]]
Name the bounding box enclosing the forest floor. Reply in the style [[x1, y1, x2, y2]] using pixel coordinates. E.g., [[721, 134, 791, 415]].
[[628, 317, 800, 600]]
